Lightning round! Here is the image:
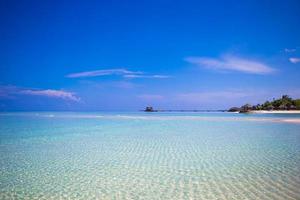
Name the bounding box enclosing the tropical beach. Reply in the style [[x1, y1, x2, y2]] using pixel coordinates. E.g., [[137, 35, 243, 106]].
[[1, 0, 300, 199], [228, 95, 300, 113], [250, 110, 300, 114]]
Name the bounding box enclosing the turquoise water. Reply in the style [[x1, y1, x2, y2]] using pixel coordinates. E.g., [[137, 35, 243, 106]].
[[1, 112, 300, 200]]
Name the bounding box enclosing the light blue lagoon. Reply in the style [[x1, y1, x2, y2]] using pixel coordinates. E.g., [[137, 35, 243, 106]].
[[1, 112, 300, 199]]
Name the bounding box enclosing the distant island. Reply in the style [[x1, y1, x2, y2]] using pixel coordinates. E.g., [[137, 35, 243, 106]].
[[229, 95, 300, 113], [143, 95, 300, 113], [144, 106, 158, 112], [143, 106, 226, 112]]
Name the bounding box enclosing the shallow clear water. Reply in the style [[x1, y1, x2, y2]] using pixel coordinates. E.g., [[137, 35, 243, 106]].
[[1, 112, 300, 200]]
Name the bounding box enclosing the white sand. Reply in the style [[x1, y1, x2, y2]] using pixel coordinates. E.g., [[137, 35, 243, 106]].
[[250, 110, 300, 114], [278, 118, 300, 124]]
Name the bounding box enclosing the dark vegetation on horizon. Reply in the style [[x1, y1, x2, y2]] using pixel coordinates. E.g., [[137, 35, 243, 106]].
[[229, 95, 300, 113], [143, 95, 300, 113]]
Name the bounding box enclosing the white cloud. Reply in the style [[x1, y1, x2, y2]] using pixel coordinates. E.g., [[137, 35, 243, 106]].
[[66, 69, 142, 78], [185, 55, 275, 74], [0, 85, 80, 102], [21, 89, 80, 102], [66, 68, 170, 79], [152, 75, 171, 78], [123, 74, 170, 79], [289, 57, 300, 64]]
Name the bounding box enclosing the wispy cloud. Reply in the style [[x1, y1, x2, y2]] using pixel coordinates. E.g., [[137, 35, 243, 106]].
[[0, 85, 80, 102], [185, 55, 275, 74], [67, 68, 170, 79], [21, 89, 80, 102], [66, 68, 142, 78], [289, 57, 300, 64], [123, 74, 170, 79]]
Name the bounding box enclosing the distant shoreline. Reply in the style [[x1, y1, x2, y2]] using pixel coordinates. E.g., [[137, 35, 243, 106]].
[[228, 95, 300, 113], [249, 110, 300, 114], [143, 110, 227, 112], [142, 109, 300, 114], [142, 109, 300, 113]]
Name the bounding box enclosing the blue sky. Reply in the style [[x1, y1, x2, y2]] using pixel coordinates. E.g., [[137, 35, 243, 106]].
[[0, 0, 300, 111]]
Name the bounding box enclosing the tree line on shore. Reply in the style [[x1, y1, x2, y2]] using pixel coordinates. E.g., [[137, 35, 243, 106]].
[[229, 95, 300, 112]]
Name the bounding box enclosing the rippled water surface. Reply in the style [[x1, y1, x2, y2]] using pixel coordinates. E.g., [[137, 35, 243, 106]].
[[1, 112, 300, 199]]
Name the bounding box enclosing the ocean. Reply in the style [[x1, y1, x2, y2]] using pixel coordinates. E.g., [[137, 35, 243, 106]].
[[1, 112, 300, 199]]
